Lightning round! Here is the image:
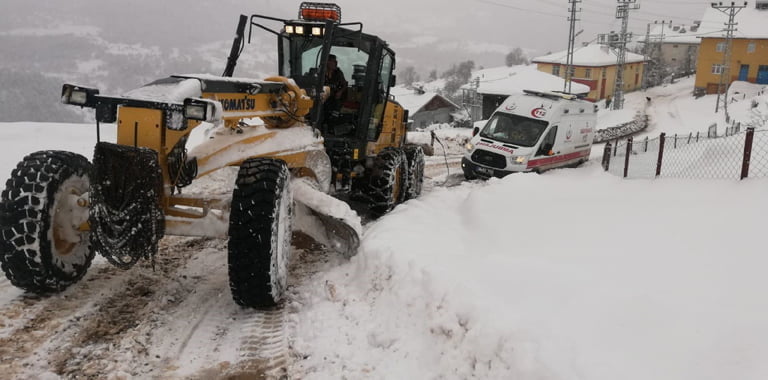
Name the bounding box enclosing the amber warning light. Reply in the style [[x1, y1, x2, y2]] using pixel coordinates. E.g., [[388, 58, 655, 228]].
[[299, 2, 341, 22]]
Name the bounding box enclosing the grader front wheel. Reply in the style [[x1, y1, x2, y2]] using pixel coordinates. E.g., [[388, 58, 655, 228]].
[[0, 151, 94, 293], [228, 158, 293, 308]]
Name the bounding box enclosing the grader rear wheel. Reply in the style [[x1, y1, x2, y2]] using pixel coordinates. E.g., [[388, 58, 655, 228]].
[[367, 148, 407, 218]]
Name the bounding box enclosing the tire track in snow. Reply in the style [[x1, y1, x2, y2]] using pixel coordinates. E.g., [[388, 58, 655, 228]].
[[7, 236, 215, 379], [0, 261, 128, 378]]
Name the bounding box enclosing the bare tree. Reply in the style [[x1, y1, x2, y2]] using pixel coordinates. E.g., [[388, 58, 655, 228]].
[[505, 47, 529, 66]]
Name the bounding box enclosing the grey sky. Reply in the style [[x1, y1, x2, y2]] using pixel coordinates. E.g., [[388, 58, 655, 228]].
[[1, 0, 711, 72]]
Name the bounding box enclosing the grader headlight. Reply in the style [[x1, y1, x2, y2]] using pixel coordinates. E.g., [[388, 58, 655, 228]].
[[183, 98, 219, 122], [61, 84, 99, 106]]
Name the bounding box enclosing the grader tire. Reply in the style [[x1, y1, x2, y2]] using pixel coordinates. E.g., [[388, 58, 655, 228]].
[[0, 151, 94, 293], [228, 158, 293, 308], [367, 148, 407, 218], [404, 145, 425, 200]]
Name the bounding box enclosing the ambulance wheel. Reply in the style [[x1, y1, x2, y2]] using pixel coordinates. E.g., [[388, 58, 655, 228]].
[[228, 158, 293, 308], [367, 148, 407, 217], [0, 151, 94, 293], [403, 145, 425, 200]]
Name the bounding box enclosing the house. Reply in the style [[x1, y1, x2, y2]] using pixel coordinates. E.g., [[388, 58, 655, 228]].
[[693, 1, 768, 95], [391, 85, 461, 130], [639, 21, 702, 81], [532, 43, 646, 101], [461, 65, 591, 120]]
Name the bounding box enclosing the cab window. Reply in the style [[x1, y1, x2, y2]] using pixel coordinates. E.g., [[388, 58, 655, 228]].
[[368, 51, 393, 140]]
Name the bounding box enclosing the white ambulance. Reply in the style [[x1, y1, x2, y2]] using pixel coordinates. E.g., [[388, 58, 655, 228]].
[[461, 90, 597, 178]]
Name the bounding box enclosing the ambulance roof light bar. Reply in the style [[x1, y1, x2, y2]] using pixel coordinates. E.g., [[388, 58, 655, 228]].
[[299, 2, 341, 23], [523, 89, 579, 101]]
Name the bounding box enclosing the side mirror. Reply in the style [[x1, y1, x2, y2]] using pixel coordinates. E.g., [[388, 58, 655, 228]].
[[390, 75, 396, 87], [472, 126, 479, 137]]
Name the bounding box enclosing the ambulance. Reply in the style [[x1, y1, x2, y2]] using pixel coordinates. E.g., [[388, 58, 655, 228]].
[[461, 90, 597, 179]]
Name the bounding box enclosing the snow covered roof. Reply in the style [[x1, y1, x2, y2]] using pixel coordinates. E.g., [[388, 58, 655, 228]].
[[390, 87, 459, 115], [636, 23, 704, 45], [462, 65, 590, 96], [697, 4, 768, 39], [532, 43, 645, 67]]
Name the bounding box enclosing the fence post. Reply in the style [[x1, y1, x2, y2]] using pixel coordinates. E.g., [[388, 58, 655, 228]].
[[696, 131, 699, 142], [687, 132, 692, 144], [602, 142, 612, 171], [613, 139, 618, 157], [674, 134, 677, 149], [656, 133, 666, 177], [644, 136, 649, 152], [740, 128, 755, 180], [624, 137, 633, 178]]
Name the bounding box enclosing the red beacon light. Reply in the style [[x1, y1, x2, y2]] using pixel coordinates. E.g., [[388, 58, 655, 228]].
[[299, 2, 341, 23]]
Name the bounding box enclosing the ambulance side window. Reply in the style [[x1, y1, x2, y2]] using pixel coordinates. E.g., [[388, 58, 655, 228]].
[[537, 126, 557, 156]]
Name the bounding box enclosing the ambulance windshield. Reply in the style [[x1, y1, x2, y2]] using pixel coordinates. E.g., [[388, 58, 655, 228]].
[[479, 113, 549, 147]]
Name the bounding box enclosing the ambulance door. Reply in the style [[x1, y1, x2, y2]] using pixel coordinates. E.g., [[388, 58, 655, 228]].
[[535, 126, 558, 157]]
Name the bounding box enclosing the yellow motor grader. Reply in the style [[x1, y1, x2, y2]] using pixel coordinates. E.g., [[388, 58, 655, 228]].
[[0, 2, 424, 308]]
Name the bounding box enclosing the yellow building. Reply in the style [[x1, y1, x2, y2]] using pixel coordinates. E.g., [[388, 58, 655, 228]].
[[694, 3, 768, 94], [532, 44, 646, 102]]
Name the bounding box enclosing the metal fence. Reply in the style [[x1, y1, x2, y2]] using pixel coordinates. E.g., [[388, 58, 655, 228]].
[[601, 127, 767, 180]]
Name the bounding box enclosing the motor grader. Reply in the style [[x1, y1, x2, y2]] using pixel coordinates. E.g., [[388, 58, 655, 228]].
[[0, 2, 424, 308]]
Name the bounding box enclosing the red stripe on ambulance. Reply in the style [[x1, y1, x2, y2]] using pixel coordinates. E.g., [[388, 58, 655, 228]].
[[527, 149, 590, 169]]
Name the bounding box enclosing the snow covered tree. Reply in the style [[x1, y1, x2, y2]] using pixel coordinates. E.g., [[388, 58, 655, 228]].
[[505, 47, 529, 66], [441, 60, 475, 102], [398, 66, 420, 87], [428, 69, 438, 81]]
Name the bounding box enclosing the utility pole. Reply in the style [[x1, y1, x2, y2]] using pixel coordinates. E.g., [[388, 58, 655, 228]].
[[651, 20, 672, 87], [601, 0, 640, 110], [712, 1, 747, 122], [564, 0, 582, 93], [642, 22, 651, 90]]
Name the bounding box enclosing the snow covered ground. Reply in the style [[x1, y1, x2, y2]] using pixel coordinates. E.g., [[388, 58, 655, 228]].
[[0, 77, 767, 379]]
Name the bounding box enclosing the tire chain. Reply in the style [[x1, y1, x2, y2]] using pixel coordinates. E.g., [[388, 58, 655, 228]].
[[0, 150, 94, 293]]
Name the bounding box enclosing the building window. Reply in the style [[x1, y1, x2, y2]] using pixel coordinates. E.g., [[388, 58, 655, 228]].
[[747, 42, 756, 53], [585, 68, 592, 78], [602, 69, 607, 79], [553, 65, 560, 76], [712, 64, 724, 74], [716, 42, 726, 52]]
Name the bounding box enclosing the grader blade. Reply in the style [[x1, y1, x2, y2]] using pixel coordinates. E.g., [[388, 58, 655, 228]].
[[291, 178, 361, 258]]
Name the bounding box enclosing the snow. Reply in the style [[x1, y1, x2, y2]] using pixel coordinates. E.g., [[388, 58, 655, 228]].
[[467, 65, 591, 96], [390, 88, 458, 115], [698, 5, 768, 39], [124, 78, 202, 103], [533, 43, 645, 67], [1, 70, 768, 379]]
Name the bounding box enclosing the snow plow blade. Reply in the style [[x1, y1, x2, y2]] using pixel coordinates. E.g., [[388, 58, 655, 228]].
[[291, 179, 361, 258]]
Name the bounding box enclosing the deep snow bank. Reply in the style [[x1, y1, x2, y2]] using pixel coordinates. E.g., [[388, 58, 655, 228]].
[[294, 164, 768, 379]]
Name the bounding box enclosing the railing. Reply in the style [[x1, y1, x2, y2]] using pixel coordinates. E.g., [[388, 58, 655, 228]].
[[601, 127, 767, 180]]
